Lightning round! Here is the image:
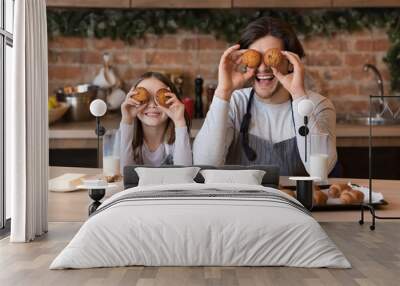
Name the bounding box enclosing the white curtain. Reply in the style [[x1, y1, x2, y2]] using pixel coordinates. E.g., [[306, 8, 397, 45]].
[[7, 0, 48, 242]]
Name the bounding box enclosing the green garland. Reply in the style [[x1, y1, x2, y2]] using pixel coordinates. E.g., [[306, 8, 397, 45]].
[[47, 8, 400, 91]]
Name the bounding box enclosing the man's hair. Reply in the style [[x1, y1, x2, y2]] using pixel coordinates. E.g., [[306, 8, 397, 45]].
[[238, 16, 305, 58]]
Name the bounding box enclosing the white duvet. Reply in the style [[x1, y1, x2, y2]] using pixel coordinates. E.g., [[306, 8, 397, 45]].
[[50, 183, 351, 269]]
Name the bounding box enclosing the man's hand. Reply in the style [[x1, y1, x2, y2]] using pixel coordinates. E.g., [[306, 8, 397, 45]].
[[271, 51, 307, 100], [215, 44, 256, 101]]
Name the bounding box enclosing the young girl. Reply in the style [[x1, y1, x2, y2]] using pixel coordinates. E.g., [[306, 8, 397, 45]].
[[119, 72, 192, 172]]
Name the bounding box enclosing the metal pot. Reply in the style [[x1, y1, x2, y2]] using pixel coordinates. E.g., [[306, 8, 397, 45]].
[[64, 86, 97, 121]]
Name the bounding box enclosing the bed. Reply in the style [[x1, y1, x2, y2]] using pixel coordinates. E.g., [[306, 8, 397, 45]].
[[50, 165, 350, 269]]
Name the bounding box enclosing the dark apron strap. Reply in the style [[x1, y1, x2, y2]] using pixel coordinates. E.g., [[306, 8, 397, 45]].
[[240, 90, 297, 161], [240, 89, 256, 161]]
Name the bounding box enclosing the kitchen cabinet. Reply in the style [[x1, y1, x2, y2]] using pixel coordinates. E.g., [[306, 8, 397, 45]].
[[130, 0, 231, 8], [232, 0, 331, 8], [50, 149, 98, 168], [338, 147, 400, 180], [332, 0, 400, 7], [46, 0, 130, 8]]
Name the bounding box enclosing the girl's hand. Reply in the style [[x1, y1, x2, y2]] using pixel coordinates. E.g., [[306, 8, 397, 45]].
[[271, 51, 307, 100], [156, 92, 186, 128], [215, 44, 256, 101], [121, 88, 147, 124]]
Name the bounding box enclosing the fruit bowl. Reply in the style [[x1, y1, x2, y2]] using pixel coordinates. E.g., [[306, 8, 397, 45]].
[[49, 102, 70, 124]]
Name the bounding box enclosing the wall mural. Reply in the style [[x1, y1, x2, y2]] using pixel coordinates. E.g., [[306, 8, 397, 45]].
[[47, 8, 400, 91]]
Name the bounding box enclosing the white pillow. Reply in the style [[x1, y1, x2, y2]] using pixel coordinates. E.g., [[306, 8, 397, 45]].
[[200, 169, 266, 185], [135, 167, 201, 186]]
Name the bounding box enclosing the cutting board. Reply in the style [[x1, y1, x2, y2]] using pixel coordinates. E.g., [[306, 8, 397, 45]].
[[49, 173, 88, 192]]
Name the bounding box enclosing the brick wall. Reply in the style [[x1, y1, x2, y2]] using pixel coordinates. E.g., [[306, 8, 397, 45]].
[[48, 28, 391, 116]]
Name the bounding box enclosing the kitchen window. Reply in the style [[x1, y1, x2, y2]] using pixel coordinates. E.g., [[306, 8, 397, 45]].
[[0, 0, 14, 232]]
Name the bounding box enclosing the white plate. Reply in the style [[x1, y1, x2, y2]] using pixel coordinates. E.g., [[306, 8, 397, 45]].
[[289, 176, 320, 181]]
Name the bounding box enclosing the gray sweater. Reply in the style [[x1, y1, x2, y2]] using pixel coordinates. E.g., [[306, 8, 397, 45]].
[[193, 88, 337, 173], [119, 122, 192, 172]]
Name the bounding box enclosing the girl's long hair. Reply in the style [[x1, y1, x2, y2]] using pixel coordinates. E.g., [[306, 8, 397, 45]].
[[131, 71, 191, 164]]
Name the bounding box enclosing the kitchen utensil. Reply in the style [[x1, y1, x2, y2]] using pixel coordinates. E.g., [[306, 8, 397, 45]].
[[107, 87, 126, 110], [49, 102, 69, 124], [289, 176, 320, 210], [93, 53, 117, 88], [182, 97, 194, 119], [194, 75, 204, 118], [65, 86, 97, 121]]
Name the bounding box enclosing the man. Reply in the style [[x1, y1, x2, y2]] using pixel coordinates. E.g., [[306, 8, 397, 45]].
[[193, 17, 337, 176]]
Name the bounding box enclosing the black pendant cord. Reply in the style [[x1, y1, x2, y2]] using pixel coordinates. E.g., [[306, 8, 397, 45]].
[[240, 89, 257, 161], [295, 102, 309, 163], [90, 117, 107, 215], [95, 117, 106, 168]]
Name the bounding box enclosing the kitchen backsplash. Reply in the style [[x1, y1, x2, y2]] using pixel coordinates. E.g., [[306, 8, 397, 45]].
[[48, 28, 390, 116]]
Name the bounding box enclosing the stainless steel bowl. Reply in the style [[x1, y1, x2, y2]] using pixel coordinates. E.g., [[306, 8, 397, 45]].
[[65, 88, 97, 121]]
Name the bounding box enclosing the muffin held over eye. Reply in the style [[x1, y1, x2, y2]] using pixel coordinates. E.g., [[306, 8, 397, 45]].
[[132, 87, 151, 104], [241, 49, 262, 68], [156, 88, 172, 108], [264, 48, 283, 68]]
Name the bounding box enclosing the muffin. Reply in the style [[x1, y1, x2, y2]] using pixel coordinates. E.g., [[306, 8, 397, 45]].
[[131, 87, 151, 104], [156, 88, 172, 108], [241, 49, 262, 68], [263, 48, 283, 68]]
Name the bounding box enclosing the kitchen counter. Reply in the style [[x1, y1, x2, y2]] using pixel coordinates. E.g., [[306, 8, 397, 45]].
[[49, 113, 400, 148], [49, 166, 400, 222]]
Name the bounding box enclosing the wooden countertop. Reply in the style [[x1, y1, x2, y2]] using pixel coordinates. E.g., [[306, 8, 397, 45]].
[[49, 114, 400, 148], [49, 112, 203, 139], [49, 166, 400, 223]]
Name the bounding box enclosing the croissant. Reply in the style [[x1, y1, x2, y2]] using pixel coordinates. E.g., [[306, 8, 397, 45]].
[[328, 183, 352, 198], [313, 190, 328, 206]]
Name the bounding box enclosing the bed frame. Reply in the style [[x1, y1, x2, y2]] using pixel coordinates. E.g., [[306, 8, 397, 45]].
[[123, 165, 280, 190]]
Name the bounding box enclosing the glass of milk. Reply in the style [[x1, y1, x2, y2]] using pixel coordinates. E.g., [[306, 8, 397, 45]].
[[309, 133, 329, 184], [102, 129, 121, 176]]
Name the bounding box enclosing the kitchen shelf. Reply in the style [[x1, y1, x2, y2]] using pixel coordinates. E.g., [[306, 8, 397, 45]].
[[130, 0, 231, 8], [232, 0, 332, 8], [46, 0, 130, 8], [46, 0, 400, 8], [332, 0, 400, 7]]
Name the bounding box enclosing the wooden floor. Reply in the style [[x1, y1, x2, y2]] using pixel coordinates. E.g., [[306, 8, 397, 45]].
[[1, 221, 400, 286]]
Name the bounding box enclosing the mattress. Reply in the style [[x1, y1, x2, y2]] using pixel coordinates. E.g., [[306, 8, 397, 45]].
[[50, 183, 351, 269]]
